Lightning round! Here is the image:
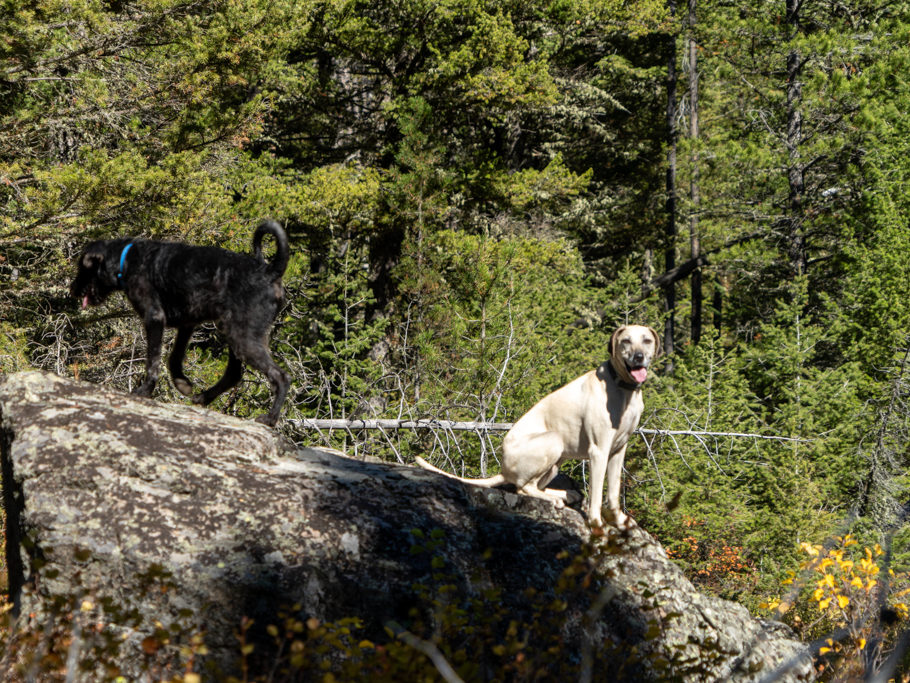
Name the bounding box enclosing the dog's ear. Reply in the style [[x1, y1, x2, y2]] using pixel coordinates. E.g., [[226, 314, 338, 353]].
[[648, 326, 662, 357], [609, 326, 627, 358], [81, 251, 104, 270]]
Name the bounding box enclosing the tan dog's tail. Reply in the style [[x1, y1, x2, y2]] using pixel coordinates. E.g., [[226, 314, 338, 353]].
[[414, 456, 506, 488]]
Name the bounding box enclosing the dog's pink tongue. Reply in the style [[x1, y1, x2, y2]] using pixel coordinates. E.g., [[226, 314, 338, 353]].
[[630, 367, 648, 383], [82, 295, 89, 310]]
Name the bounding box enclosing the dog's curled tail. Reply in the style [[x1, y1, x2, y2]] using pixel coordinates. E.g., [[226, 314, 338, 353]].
[[253, 219, 290, 280], [413, 456, 507, 488]]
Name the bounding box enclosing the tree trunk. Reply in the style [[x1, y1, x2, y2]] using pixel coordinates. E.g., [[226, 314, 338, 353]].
[[784, 0, 807, 278], [688, 0, 703, 343], [713, 275, 724, 331], [664, 1, 679, 362], [367, 224, 404, 320], [0, 371, 815, 681]]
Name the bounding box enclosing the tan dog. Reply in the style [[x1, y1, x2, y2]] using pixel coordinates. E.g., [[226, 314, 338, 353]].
[[415, 325, 660, 528]]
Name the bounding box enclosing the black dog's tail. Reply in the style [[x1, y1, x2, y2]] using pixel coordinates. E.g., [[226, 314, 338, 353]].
[[253, 219, 290, 280]]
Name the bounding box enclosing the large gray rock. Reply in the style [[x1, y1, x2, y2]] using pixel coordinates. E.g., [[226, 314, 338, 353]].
[[0, 371, 814, 681]]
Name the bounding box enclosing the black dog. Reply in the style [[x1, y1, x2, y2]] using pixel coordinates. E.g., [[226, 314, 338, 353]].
[[71, 220, 291, 426]]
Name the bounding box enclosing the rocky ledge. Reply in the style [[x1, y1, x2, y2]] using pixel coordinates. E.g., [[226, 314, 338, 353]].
[[0, 371, 813, 681]]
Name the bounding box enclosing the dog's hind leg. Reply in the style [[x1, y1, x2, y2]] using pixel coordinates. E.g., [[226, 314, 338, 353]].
[[517, 482, 571, 507], [231, 335, 289, 427], [530, 465, 570, 502], [192, 349, 244, 406], [255, 356, 289, 426], [503, 432, 571, 507], [169, 325, 196, 397], [538, 464, 559, 490]]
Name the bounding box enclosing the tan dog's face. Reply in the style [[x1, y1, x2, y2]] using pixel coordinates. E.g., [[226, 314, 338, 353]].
[[610, 325, 660, 384]]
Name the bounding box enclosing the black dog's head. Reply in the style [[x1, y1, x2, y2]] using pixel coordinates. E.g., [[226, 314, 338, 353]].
[[71, 239, 134, 309]]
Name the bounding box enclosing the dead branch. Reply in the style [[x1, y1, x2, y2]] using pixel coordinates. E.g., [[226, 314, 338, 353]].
[[287, 418, 514, 432], [287, 418, 813, 442]]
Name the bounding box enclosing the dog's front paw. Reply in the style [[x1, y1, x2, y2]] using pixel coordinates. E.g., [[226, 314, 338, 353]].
[[606, 509, 636, 530], [173, 377, 194, 397], [132, 383, 154, 398]]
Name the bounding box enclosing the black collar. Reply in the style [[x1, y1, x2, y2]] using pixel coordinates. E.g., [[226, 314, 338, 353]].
[[607, 362, 641, 391]]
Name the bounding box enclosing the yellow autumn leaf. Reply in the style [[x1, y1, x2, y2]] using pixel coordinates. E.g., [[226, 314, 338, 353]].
[[819, 646, 832, 655], [837, 595, 849, 609], [819, 598, 832, 610], [859, 638, 867, 650]]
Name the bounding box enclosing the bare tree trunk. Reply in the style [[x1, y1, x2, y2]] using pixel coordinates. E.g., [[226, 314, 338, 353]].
[[688, 0, 702, 344], [784, 0, 807, 278], [664, 0, 679, 363]]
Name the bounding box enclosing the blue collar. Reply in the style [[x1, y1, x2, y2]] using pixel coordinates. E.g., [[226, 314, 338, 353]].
[[117, 242, 134, 287]]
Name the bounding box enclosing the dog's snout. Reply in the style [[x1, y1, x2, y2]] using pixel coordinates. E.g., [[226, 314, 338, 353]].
[[632, 350, 645, 365]]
